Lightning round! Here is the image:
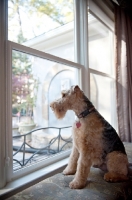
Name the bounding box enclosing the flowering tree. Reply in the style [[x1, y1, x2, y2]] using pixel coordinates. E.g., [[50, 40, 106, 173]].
[[12, 51, 39, 118], [9, 0, 73, 118]]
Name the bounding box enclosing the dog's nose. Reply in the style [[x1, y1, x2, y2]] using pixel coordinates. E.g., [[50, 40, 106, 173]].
[[49, 103, 53, 107]]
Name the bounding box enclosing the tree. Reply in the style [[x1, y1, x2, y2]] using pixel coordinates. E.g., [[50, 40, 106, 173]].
[[8, 0, 73, 43], [9, 0, 73, 118], [12, 51, 39, 118]]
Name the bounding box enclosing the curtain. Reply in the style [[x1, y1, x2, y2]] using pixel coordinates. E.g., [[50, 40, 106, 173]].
[[115, 4, 132, 142]]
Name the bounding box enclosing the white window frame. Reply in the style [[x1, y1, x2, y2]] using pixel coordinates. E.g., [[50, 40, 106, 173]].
[[7, 41, 83, 181], [0, 0, 115, 193]]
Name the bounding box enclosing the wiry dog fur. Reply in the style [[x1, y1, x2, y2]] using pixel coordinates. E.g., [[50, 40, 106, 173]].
[[50, 85, 129, 189]]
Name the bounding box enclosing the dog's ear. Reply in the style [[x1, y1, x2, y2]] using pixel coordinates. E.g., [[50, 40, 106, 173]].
[[72, 85, 80, 93]]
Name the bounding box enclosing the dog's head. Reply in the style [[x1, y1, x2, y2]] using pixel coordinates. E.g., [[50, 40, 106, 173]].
[[50, 85, 82, 119]]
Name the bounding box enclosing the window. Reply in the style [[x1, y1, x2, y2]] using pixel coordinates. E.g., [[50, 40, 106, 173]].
[[0, 0, 115, 188], [88, 13, 117, 128], [7, 0, 83, 181], [9, 42, 81, 177], [8, 0, 74, 60]]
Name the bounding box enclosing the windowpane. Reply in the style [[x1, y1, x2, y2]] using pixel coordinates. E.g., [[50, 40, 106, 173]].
[[88, 13, 114, 75], [90, 73, 116, 128], [12, 50, 79, 171], [8, 0, 74, 61], [88, 12, 116, 129]]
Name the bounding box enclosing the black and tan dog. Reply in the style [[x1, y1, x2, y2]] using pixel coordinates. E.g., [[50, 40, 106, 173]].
[[50, 85, 129, 189]]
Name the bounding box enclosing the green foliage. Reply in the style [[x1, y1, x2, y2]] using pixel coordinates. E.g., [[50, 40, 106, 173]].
[[12, 51, 40, 117], [8, 0, 73, 43], [29, 0, 73, 25], [9, 0, 73, 117]]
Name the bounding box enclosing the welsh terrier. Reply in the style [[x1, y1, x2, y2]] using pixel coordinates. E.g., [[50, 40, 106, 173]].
[[50, 85, 128, 189]]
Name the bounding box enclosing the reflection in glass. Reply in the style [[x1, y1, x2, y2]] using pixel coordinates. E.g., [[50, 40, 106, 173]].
[[8, 0, 74, 43], [90, 73, 116, 127], [12, 50, 78, 171], [88, 13, 114, 75], [8, 0, 74, 61]]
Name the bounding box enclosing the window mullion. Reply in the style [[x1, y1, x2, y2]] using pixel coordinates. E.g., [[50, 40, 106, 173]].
[[89, 68, 115, 79], [74, 0, 89, 97], [8, 41, 83, 70]]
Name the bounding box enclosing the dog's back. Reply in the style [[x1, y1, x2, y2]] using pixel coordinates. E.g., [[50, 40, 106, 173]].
[[95, 111, 126, 158]]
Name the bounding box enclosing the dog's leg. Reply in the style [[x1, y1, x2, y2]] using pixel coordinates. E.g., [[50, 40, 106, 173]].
[[104, 172, 129, 182], [69, 153, 91, 189], [63, 145, 79, 175], [104, 151, 129, 182], [93, 163, 107, 172]]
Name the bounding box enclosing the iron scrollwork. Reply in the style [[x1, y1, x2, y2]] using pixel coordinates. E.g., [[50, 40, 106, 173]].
[[13, 126, 72, 171]]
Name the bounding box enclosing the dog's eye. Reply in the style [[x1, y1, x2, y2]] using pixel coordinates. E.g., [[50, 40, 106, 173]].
[[62, 93, 66, 98]]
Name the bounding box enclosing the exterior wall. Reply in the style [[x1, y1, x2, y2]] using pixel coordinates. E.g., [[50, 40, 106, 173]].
[[32, 42, 75, 127]]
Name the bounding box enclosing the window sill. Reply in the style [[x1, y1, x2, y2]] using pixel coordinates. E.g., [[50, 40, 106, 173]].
[[0, 158, 68, 200]]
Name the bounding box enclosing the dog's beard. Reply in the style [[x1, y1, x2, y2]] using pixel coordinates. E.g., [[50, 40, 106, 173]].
[[54, 109, 67, 119], [50, 102, 67, 119]]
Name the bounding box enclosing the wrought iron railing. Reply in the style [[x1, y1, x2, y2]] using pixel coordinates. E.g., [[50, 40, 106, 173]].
[[13, 126, 72, 171]]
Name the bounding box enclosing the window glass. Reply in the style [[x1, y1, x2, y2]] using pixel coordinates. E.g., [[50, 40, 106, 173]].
[[12, 50, 79, 171], [90, 73, 116, 127], [8, 0, 74, 61], [88, 13, 114, 75], [88, 13, 116, 129]]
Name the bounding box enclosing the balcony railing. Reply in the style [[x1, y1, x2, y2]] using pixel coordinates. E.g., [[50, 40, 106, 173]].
[[13, 126, 72, 171]]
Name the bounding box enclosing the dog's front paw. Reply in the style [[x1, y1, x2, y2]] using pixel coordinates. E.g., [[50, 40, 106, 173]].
[[63, 167, 76, 175], [69, 180, 86, 189], [63, 168, 76, 175]]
